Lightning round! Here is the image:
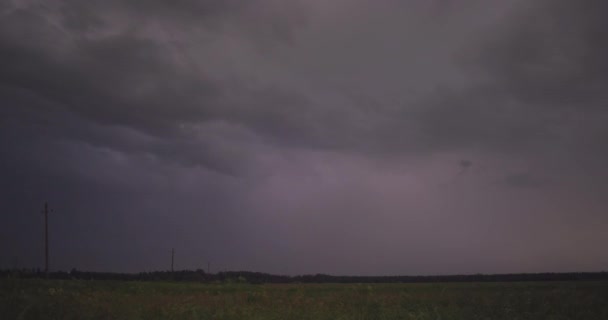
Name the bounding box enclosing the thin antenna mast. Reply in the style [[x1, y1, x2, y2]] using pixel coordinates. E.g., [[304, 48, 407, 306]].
[[171, 248, 175, 272], [44, 202, 49, 275]]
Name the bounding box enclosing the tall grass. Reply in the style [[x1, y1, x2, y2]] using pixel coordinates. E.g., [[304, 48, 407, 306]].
[[1, 279, 607, 319]]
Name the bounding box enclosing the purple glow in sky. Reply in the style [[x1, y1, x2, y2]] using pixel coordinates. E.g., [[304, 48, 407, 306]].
[[1, 0, 607, 275]]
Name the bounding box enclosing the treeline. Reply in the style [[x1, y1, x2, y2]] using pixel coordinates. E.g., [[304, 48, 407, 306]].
[[2, 269, 608, 284]]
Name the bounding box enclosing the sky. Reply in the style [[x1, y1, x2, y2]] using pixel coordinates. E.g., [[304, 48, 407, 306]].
[[1, 0, 607, 276]]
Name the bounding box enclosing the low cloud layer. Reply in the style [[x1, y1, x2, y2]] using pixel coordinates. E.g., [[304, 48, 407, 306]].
[[1, 0, 607, 275]]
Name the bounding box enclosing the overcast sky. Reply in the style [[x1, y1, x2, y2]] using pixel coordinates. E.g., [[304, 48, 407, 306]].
[[1, 0, 607, 275]]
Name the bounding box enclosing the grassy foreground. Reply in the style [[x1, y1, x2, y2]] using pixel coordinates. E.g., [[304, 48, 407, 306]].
[[1, 279, 607, 319]]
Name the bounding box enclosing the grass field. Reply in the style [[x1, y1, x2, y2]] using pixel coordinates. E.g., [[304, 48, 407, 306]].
[[1, 279, 607, 319]]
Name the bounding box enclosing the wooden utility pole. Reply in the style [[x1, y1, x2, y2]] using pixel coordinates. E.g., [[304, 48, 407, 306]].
[[171, 248, 175, 272], [44, 202, 49, 275]]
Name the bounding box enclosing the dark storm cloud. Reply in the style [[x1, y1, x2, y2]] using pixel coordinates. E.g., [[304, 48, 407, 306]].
[[457, 0, 608, 191], [0, 3, 214, 131], [3, 0, 578, 159], [0, 0, 308, 174], [477, 0, 608, 108], [1, 0, 608, 274], [395, 0, 608, 188]]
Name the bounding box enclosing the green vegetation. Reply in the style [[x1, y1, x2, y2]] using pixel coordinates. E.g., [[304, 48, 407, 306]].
[[2, 279, 607, 319]]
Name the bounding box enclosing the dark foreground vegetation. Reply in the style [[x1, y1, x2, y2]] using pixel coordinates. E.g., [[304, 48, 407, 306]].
[[2, 279, 608, 319], [3, 269, 608, 284]]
